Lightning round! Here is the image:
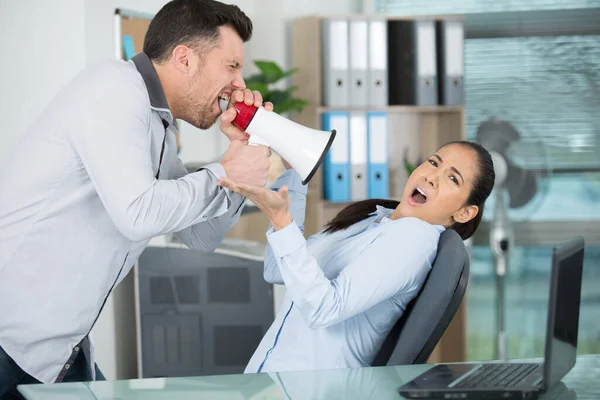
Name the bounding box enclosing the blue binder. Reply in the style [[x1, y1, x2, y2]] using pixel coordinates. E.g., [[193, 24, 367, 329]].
[[367, 112, 389, 199], [322, 112, 350, 202], [123, 35, 136, 60]]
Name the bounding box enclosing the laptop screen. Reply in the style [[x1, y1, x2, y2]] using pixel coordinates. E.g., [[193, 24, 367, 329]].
[[543, 237, 584, 390]]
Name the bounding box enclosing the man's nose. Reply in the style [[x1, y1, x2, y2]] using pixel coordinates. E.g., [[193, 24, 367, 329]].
[[232, 72, 246, 89]]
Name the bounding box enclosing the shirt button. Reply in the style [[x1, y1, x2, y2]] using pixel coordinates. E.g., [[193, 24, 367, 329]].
[[74, 347, 79, 352], [64, 364, 71, 370], [203, 215, 207, 219]]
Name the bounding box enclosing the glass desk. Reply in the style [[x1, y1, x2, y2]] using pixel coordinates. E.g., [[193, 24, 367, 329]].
[[18, 354, 599, 400]]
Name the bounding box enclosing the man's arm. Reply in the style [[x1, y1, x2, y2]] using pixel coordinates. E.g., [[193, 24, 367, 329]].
[[69, 68, 234, 242], [170, 159, 247, 251]]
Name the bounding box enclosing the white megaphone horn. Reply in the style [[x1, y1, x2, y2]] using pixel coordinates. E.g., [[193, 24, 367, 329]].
[[220, 99, 336, 185]]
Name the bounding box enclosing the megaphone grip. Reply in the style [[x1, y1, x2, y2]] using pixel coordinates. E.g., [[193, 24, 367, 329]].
[[232, 102, 258, 131]]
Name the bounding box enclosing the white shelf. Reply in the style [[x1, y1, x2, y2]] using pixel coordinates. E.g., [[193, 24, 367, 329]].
[[317, 105, 464, 114]]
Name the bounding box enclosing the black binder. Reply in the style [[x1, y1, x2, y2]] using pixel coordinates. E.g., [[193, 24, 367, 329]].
[[387, 20, 438, 106]]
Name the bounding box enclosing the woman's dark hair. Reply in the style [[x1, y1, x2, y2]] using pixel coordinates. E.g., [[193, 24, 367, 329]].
[[323, 140, 495, 240], [144, 0, 253, 63]]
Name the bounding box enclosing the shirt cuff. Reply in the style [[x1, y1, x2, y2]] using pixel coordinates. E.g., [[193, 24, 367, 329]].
[[199, 162, 235, 199], [200, 162, 226, 179], [267, 220, 306, 259], [271, 169, 308, 195]]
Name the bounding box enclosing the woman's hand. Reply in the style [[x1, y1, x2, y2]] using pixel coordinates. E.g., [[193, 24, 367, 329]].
[[218, 177, 293, 231]]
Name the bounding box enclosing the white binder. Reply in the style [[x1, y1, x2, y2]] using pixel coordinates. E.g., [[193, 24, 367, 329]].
[[349, 112, 368, 201], [322, 19, 350, 107], [349, 20, 369, 107], [416, 20, 438, 105], [437, 19, 465, 105], [368, 19, 388, 107]]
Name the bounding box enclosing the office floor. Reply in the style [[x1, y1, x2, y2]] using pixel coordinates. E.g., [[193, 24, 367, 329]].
[[466, 245, 600, 361]]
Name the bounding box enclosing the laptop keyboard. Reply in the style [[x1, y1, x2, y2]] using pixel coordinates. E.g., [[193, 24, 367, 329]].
[[454, 363, 539, 389]]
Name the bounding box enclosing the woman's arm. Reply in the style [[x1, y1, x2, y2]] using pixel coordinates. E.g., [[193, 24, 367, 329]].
[[263, 168, 308, 284], [216, 174, 440, 328], [267, 217, 440, 329]]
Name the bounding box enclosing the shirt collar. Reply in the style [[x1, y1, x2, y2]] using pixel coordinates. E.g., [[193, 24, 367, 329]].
[[368, 205, 395, 226], [130, 52, 173, 125], [370, 204, 446, 232]]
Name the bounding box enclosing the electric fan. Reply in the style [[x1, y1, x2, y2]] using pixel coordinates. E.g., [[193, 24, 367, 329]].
[[475, 116, 552, 360]]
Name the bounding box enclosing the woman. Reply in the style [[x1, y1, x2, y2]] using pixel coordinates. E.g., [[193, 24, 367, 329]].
[[218, 140, 495, 374]]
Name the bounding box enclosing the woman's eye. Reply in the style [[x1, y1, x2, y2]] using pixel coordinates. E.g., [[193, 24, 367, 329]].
[[428, 159, 438, 167], [450, 175, 459, 185]]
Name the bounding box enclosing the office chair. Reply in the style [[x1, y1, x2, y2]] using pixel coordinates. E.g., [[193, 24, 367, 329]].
[[371, 228, 470, 366]]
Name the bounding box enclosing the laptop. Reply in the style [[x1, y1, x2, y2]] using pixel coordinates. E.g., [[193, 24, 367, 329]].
[[398, 236, 585, 400]]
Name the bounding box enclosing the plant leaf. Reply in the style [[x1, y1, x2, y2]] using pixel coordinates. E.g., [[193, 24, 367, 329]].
[[280, 67, 299, 78], [245, 82, 269, 97], [254, 60, 284, 83], [274, 98, 309, 114], [244, 73, 268, 84], [268, 89, 291, 106]]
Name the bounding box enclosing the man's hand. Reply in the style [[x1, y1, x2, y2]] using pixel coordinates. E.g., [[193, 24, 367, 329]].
[[220, 89, 274, 142], [220, 140, 271, 187]]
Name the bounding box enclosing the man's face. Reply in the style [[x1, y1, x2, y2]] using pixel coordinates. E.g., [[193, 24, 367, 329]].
[[183, 25, 246, 130]]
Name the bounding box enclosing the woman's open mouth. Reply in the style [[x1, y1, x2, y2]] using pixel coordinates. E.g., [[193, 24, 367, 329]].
[[410, 187, 427, 204]]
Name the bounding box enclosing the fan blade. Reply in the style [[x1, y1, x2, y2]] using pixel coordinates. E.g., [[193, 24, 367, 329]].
[[476, 118, 521, 155], [505, 162, 538, 208]]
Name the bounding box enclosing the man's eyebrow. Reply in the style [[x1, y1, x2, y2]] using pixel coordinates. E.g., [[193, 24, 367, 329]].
[[433, 154, 464, 184]]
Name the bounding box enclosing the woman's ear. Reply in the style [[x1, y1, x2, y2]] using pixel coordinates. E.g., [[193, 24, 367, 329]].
[[453, 205, 479, 224]]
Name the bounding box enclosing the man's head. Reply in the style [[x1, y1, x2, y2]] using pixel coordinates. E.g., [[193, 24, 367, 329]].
[[144, 0, 252, 129]]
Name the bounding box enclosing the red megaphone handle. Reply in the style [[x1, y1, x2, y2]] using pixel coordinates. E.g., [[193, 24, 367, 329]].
[[232, 102, 258, 131]]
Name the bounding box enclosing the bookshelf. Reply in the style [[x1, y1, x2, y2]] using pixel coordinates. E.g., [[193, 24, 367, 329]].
[[290, 14, 466, 238]]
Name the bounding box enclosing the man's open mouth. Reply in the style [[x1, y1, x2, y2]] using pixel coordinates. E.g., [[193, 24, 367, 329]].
[[217, 92, 230, 112]]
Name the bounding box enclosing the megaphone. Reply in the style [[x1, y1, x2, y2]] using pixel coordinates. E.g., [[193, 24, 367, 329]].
[[220, 99, 336, 185]]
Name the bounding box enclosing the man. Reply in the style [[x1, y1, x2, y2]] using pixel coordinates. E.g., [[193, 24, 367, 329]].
[[0, 0, 271, 396]]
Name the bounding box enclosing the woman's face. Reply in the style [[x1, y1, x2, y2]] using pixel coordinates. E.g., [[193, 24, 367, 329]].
[[392, 144, 480, 227]]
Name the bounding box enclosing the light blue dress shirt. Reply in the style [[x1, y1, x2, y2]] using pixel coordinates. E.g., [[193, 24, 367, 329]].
[[245, 169, 445, 373]]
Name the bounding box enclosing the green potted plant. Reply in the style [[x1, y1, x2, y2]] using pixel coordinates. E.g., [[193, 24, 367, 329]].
[[244, 60, 309, 114], [403, 147, 422, 176]]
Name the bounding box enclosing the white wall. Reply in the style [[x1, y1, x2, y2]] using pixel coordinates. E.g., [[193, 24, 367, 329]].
[[0, 0, 86, 164]]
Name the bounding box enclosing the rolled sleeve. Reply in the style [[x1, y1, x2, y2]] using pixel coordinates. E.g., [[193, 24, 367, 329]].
[[201, 163, 226, 180], [271, 169, 308, 195], [199, 162, 235, 200]]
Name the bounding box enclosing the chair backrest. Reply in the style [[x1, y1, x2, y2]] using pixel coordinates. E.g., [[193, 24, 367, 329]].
[[371, 228, 470, 366]]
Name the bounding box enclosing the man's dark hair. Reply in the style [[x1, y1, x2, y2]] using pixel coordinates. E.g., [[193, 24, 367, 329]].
[[144, 0, 253, 63]]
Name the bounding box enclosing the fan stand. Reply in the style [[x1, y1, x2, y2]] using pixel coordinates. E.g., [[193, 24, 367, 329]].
[[490, 187, 513, 361]]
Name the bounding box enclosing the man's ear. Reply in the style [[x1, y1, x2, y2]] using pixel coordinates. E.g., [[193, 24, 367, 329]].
[[172, 45, 192, 74], [453, 205, 479, 224]]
